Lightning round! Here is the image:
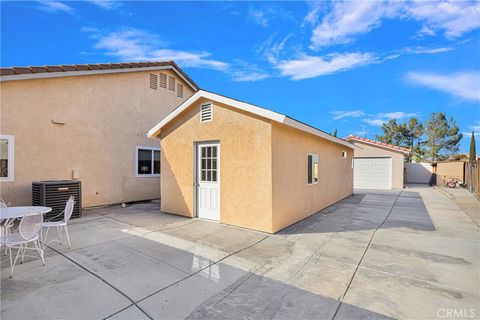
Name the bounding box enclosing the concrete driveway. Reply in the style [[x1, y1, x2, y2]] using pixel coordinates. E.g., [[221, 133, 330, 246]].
[[1, 186, 479, 319]]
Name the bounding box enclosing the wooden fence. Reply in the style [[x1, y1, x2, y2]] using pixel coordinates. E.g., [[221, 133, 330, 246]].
[[465, 159, 479, 198]]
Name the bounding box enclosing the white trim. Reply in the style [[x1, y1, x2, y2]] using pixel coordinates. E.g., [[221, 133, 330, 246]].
[[148, 90, 358, 150], [195, 141, 221, 221], [1, 66, 198, 91], [135, 146, 160, 178], [0, 135, 14, 182]]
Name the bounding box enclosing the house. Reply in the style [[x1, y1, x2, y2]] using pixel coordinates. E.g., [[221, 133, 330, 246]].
[[0, 61, 198, 207], [148, 90, 357, 233], [344, 135, 410, 189]]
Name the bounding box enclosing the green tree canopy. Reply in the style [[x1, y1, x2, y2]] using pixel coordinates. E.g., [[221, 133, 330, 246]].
[[376, 113, 462, 162], [423, 112, 463, 161]]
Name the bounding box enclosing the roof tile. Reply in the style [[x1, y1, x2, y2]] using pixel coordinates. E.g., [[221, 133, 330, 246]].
[[46, 66, 63, 72], [14, 67, 33, 74], [344, 135, 410, 153]]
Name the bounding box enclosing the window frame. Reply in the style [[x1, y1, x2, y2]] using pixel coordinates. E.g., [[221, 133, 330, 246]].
[[0, 135, 14, 182], [341, 151, 347, 158], [135, 146, 160, 178], [307, 153, 319, 185]]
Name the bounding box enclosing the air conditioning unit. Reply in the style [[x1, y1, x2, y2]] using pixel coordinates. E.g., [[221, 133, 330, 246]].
[[32, 180, 82, 221]]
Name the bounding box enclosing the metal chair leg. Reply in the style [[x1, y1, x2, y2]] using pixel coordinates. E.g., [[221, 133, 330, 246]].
[[57, 226, 63, 245], [34, 240, 45, 266], [64, 225, 71, 249]]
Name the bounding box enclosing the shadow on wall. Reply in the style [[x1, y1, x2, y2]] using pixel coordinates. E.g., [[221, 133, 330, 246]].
[[279, 191, 435, 235], [161, 156, 191, 217], [405, 163, 433, 184]]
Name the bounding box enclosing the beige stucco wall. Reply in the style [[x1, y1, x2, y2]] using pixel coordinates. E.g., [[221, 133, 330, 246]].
[[271, 123, 354, 232], [351, 141, 405, 189], [0, 69, 194, 207], [436, 161, 465, 186], [160, 98, 274, 232]]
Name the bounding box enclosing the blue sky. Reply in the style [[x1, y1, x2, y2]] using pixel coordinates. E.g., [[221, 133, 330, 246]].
[[2, 1, 479, 152]]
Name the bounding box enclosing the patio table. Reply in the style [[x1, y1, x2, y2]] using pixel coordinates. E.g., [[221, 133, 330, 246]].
[[0, 206, 52, 220]]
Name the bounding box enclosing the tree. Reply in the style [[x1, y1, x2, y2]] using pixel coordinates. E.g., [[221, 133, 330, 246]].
[[377, 117, 423, 162], [470, 131, 477, 165], [423, 112, 463, 161], [331, 129, 338, 137], [376, 119, 404, 145]]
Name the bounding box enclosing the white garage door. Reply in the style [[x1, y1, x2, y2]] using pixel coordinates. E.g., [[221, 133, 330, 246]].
[[354, 157, 392, 189]]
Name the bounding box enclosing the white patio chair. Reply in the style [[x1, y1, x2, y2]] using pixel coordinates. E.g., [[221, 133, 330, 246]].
[[41, 196, 74, 249], [0, 213, 45, 277], [0, 197, 15, 255]]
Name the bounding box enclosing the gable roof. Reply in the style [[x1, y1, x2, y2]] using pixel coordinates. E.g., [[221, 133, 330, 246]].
[[148, 90, 358, 150], [344, 135, 411, 154], [0, 61, 199, 91]]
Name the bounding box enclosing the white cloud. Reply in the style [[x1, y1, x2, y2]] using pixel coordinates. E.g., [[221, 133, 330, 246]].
[[149, 49, 229, 70], [310, 1, 386, 49], [404, 46, 453, 54], [248, 8, 269, 27], [36, 1, 73, 14], [406, 71, 480, 101], [331, 110, 365, 120], [275, 52, 375, 80], [405, 1, 480, 39], [92, 28, 229, 71], [302, 2, 324, 27], [308, 1, 480, 49], [86, 0, 121, 10], [230, 71, 269, 82], [362, 111, 418, 126]]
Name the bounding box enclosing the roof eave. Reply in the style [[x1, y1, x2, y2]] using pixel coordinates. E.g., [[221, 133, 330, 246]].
[[345, 137, 411, 154], [148, 90, 360, 150]]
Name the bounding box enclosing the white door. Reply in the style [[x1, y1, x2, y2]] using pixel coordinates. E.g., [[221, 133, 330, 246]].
[[354, 157, 392, 189], [196, 143, 220, 221]]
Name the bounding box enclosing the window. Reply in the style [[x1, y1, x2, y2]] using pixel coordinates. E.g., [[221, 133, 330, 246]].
[[307, 154, 318, 185], [200, 145, 218, 182], [149, 73, 158, 90], [341, 151, 347, 158], [168, 76, 175, 91], [200, 103, 213, 123], [0, 135, 14, 181], [159, 73, 167, 88], [136, 146, 160, 177], [177, 83, 183, 98]]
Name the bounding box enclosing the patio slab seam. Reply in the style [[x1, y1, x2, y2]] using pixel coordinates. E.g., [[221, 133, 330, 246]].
[[332, 189, 403, 319], [47, 245, 154, 320]]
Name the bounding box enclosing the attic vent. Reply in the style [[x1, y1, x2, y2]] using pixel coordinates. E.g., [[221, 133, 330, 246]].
[[177, 83, 183, 98], [200, 103, 212, 123], [159, 73, 167, 88], [149, 73, 158, 90], [168, 76, 175, 91]]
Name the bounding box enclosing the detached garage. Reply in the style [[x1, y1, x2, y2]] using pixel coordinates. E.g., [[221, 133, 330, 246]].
[[345, 135, 410, 190], [148, 90, 358, 233]]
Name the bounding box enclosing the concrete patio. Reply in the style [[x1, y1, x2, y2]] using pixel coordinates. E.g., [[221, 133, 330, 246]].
[[1, 185, 479, 319]]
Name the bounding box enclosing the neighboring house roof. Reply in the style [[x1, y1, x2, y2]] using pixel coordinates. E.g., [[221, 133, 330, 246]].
[[0, 61, 199, 90], [344, 135, 411, 154], [148, 90, 359, 150]]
